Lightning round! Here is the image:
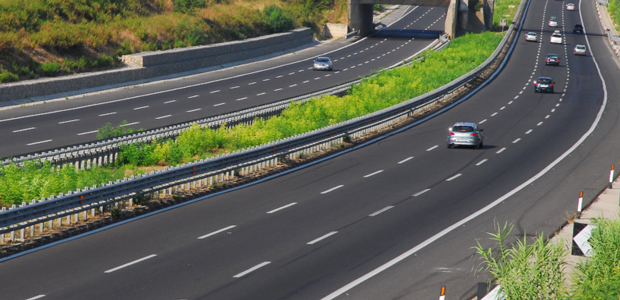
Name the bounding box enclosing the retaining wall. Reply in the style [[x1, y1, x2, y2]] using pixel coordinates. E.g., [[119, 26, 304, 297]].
[[0, 28, 312, 103]]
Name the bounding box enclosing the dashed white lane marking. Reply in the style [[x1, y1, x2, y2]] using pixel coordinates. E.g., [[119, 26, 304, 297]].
[[104, 254, 157, 273], [545, 115, 550, 119], [315, 77, 321, 80], [513, 138, 521, 143], [58, 119, 79, 124], [25, 295, 46, 300], [210, 90, 220, 94], [134, 105, 149, 110], [398, 157, 413, 164], [164, 100, 176, 104], [426, 145, 438, 151], [556, 103, 560, 107], [308, 231, 338, 245], [343, 68, 349, 71], [335, 71, 340, 74], [364, 170, 384, 178], [274, 88, 283, 91], [249, 82, 257, 85], [27, 139, 52, 145], [325, 74, 331, 77], [413, 189, 430, 197], [187, 108, 202, 112], [526, 129, 533, 134], [233, 261, 271, 278], [13, 127, 35, 133], [476, 159, 488, 166], [267, 203, 297, 214], [77, 130, 98, 136], [276, 75, 284, 78], [500, 106, 506, 110], [288, 72, 295, 75], [537, 121, 543, 126], [508, 101, 513, 105], [298, 70, 304, 72], [213, 103, 225, 107], [496, 147, 506, 154], [321, 185, 344, 194], [198, 225, 236, 239], [303, 80, 310, 83], [370, 206, 394, 217], [257, 92, 266, 96], [479, 119, 487, 124], [230, 86, 240, 89], [551, 108, 556, 112], [446, 174, 462, 181], [99, 112, 116, 116], [491, 112, 498, 117], [263, 79, 270, 81], [120, 122, 139, 127], [289, 84, 298, 87], [155, 115, 171, 120], [236, 97, 247, 101]]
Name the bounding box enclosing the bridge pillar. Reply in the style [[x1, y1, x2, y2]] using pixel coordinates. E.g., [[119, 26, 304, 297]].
[[349, 1, 375, 36]]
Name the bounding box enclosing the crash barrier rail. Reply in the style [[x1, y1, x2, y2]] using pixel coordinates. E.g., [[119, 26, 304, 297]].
[[1, 39, 446, 168], [0, 0, 527, 240]]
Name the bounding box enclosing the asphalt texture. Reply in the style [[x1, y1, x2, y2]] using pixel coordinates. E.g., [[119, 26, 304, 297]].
[[0, 6, 445, 158], [3, 0, 620, 300]]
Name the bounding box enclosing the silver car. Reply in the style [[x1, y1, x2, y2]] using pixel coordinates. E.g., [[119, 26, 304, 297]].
[[549, 16, 558, 27], [313, 57, 333, 71], [574, 44, 587, 55], [525, 32, 538, 42], [447, 122, 484, 149]]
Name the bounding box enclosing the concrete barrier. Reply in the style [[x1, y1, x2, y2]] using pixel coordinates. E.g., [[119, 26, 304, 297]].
[[0, 28, 312, 103]]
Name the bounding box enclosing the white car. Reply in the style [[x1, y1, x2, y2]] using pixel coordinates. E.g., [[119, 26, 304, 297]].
[[525, 32, 538, 42], [574, 44, 587, 55], [566, 3, 576, 10], [549, 16, 558, 27], [550, 30, 563, 44]]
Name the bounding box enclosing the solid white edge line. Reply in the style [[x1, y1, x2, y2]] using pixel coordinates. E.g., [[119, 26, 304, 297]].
[[398, 157, 413, 164], [426, 145, 438, 151], [476, 159, 488, 166], [321, 185, 344, 194], [104, 254, 157, 273], [307, 231, 338, 245], [27, 140, 52, 146], [363, 170, 384, 178], [446, 173, 462, 181], [413, 189, 430, 197], [197, 225, 236, 239], [369, 206, 394, 217], [267, 202, 297, 214], [321, 2, 609, 297], [233, 261, 271, 278], [25, 295, 46, 300]]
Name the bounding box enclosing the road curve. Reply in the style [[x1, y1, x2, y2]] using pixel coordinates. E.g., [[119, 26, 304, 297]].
[[0, 6, 445, 158], [3, 0, 620, 299]]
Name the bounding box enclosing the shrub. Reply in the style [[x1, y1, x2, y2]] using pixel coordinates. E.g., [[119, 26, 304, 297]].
[[172, 0, 206, 13], [264, 5, 295, 33], [0, 70, 18, 83], [97, 120, 138, 139], [40, 61, 63, 77]]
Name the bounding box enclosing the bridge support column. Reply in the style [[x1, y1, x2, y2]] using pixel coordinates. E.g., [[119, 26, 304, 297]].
[[349, 0, 375, 36]]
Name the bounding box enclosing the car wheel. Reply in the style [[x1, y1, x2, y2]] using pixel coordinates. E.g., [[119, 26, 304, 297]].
[[447, 143, 452, 149]]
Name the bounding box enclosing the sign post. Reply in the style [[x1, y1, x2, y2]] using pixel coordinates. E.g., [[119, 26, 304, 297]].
[[500, 19, 507, 33]]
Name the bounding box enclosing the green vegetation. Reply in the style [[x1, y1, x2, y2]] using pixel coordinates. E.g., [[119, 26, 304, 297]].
[[97, 120, 142, 140], [475, 218, 620, 299], [0, 32, 503, 207], [609, 0, 620, 31], [492, 0, 522, 30], [0, 0, 348, 83]]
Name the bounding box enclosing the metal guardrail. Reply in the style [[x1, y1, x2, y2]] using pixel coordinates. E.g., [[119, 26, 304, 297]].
[[1, 39, 443, 168], [0, 0, 527, 235]]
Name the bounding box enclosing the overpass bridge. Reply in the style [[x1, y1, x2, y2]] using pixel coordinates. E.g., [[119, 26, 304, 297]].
[[348, 0, 493, 38]]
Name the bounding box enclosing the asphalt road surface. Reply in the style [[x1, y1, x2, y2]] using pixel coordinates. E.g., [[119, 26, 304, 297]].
[[3, 0, 620, 299]]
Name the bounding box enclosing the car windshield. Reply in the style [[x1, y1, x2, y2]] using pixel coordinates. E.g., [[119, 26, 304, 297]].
[[550, 16, 557, 20], [553, 33, 562, 37], [316, 58, 330, 63], [575, 25, 582, 28], [452, 126, 474, 132], [548, 54, 559, 58], [576, 45, 585, 49], [538, 78, 552, 84], [528, 32, 536, 36]]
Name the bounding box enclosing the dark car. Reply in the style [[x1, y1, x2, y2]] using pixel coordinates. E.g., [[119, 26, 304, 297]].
[[534, 77, 554, 93], [546, 53, 560, 66], [573, 24, 583, 33]]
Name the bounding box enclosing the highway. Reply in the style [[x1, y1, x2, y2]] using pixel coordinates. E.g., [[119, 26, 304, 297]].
[[0, 5, 445, 158], [3, 0, 620, 299]]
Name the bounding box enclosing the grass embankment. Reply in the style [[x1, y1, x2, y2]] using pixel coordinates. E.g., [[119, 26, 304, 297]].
[[476, 218, 620, 299], [0, 0, 347, 83], [608, 0, 620, 31], [0, 32, 504, 207], [492, 0, 523, 31]]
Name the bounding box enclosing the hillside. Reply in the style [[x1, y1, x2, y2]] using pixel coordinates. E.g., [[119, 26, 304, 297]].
[[0, 0, 347, 83]]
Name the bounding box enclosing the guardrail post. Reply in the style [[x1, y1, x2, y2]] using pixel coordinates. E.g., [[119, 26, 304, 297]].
[[10, 225, 14, 241], [20, 225, 24, 241]]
